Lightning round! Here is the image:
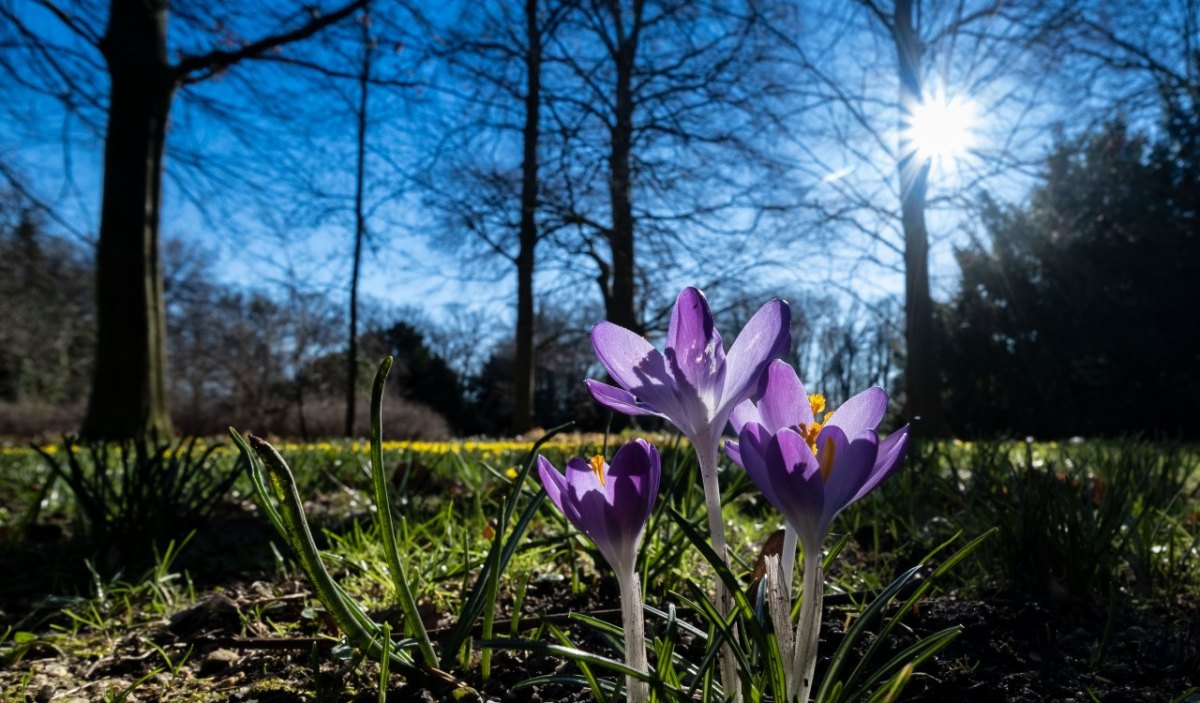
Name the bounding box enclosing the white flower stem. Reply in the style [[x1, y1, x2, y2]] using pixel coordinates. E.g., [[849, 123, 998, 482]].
[[618, 568, 649, 703], [788, 548, 824, 703], [781, 526, 798, 591], [764, 554, 795, 667], [696, 437, 742, 703]]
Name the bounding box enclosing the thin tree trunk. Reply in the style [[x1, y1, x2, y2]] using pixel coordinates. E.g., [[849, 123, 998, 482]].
[[296, 373, 310, 441], [512, 0, 541, 435], [81, 0, 173, 440], [894, 0, 948, 435], [606, 11, 640, 334], [346, 15, 371, 438]]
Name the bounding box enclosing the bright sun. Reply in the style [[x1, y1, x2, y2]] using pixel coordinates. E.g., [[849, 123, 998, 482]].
[[906, 91, 978, 169]]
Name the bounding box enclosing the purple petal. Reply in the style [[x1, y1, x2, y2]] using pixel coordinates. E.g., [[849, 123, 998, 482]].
[[737, 424, 785, 512], [561, 456, 620, 562], [538, 456, 567, 515], [585, 380, 665, 418], [822, 429, 879, 520], [724, 438, 743, 467], [572, 486, 622, 569], [590, 322, 684, 419], [825, 387, 888, 439], [757, 360, 814, 431], [765, 428, 823, 543], [564, 456, 604, 503], [850, 425, 909, 504], [639, 439, 662, 512], [813, 423, 848, 460], [739, 420, 771, 453], [728, 398, 763, 435], [549, 443, 663, 576], [729, 421, 770, 471], [665, 288, 726, 415], [719, 299, 791, 416], [608, 439, 660, 541]]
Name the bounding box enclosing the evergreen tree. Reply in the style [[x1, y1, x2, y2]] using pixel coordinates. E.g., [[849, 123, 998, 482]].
[[943, 106, 1200, 436]]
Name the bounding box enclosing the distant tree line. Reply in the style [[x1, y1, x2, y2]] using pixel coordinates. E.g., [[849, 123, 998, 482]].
[[0, 207, 93, 409], [0, 200, 902, 437]]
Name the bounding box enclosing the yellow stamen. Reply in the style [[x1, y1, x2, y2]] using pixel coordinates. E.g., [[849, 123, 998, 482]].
[[798, 392, 836, 476], [794, 394, 830, 454], [819, 436, 837, 482], [590, 454, 607, 486]]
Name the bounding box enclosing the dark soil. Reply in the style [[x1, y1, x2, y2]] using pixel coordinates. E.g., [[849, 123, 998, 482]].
[[2, 503, 1199, 702], [874, 594, 1200, 702]]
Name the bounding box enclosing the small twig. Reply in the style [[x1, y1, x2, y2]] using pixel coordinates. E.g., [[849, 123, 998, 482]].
[[424, 606, 621, 637], [238, 592, 309, 608], [209, 636, 334, 652]]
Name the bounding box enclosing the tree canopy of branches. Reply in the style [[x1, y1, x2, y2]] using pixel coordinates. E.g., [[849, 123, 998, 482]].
[[2, 0, 366, 439], [421, 0, 573, 434], [759, 0, 1077, 434], [546, 0, 792, 333]]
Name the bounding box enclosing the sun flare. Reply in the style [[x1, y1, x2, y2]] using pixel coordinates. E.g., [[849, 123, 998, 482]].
[[906, 91, 978, 168]]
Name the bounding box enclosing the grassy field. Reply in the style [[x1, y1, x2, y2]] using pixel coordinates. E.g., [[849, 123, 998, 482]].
[[1, 432, 1198, 702]]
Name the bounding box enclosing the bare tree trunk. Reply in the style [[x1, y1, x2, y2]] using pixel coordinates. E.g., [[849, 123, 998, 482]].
[[606, 3, 640, 334], [894, 0, 948, 435], [346, 15, 371, 438], [81, 0, 173, 440], [512, 0, 541, 435], [77, 0, 363, 440]]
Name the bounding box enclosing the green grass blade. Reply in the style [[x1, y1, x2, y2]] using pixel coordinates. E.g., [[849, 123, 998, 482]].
[[681, 581, 753, 690], [441, 422, 573, 662], [569, 611, 624, 639], [246, 434, 419, 675], [368, 357, 439, 669], [546, 622, 607, 702], [821, 528, 995, 702], [479, 637, 651, 681], [849, 626, 962, 702], [814, 564, 923, 703], [230, 428, 291, 551]]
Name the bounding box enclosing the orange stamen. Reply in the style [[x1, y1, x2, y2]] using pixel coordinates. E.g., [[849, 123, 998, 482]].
[[798, 421, 823, 454], [590, 455, 606, 486], [819, 436, 837, 482]]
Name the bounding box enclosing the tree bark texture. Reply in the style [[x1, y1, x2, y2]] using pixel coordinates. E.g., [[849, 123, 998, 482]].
[[81, 0, 173, 440], [80, 0, 363, 440], [604, 1, 641, 334], [512, 0, 541, 434], [893, 0, 948, 435]]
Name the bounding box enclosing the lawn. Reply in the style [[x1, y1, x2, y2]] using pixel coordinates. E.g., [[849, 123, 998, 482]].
[[1, 430, 1198, 702]]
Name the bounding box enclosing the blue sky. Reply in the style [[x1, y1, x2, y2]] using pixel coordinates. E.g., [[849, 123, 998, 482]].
[[2, 0, 519, 325], [3, 0, 1166, 340]]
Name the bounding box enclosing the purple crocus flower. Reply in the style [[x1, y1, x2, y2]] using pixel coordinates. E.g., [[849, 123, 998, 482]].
[[585, 287, 789, 703], [538, 438, 661, 576], [585, 287, 791, 449], [725, 363, 909, 702], [728, 362, 910, 554], [538, 439, 661, 702]]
